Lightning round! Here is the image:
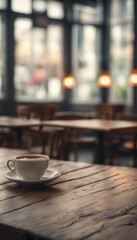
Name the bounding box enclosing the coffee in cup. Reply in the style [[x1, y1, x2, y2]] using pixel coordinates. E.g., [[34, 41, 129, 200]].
[[7, 154, 49, 180]]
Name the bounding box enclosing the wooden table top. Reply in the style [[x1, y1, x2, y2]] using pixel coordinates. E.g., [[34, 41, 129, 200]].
[[43, 119, 137, 133], [0, 148, 137, 240], [0, 116, 41, 128], [1, 116, 137, 133]]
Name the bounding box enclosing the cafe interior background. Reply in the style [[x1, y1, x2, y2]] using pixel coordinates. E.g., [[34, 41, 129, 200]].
[[0, 0, 137, 166]]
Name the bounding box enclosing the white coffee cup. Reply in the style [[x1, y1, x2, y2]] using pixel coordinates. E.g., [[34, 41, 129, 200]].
[[7, 154, 49, 180]]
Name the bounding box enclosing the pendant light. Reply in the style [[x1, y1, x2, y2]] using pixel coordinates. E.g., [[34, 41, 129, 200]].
[[98, 70, 112, 88], [62, 73, 76, 89], [129, 70, 137, 86]]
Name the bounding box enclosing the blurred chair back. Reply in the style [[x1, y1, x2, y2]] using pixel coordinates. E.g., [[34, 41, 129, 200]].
[[15, 104, 60, 154], [93, 104, 124, 120], [16, 104, 59, 120], [54, 111, 92, 120], [53, 111, 95, 161], [115, 113, 137, 167], [116, 113, 137, 121]]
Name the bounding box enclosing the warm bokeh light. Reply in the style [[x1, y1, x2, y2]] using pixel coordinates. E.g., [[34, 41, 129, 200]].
[[62, 74, 76, 89], [129, 69, 137, 86], [98, 71, 112, 88]]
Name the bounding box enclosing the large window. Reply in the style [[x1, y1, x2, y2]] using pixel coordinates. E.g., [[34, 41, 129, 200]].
[[0, 0, 135, 108], [72, 2, 102, 103], [11, 0, 64, 102], [109, 0, 134, 104], [0, 0, 64, 104], [73, 2, 103, 24], [72, 25, 101, 103], [14, 19, 63, 101]]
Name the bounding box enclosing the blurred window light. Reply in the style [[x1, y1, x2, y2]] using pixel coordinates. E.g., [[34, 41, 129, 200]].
[[14, 18, 63, 101], [47, 1, 64, 19], [0, 0, 7, 9], [110, 0, 133, 24], [33, 0, 47, 13], [72, 24, 101, 103], [109, 0, 134, 104], [73, 3, 103, 24], [48, 78, 62, 100], [14, 19, 32, 42], [11, 0, 32, 14]]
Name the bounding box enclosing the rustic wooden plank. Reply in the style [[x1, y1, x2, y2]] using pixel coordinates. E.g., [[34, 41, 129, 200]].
[[0, 116, 41, 128], [0, 153, 94, 212], [0, 148, 137, 240], [0, 163, 124, 202], [86, 206, 137, 240], [0, 165, 137, 240], [0, 164, 136, 213], [0, 178, 137, 240], [43, 119, 137, 133], [49, 159, 92, 175]]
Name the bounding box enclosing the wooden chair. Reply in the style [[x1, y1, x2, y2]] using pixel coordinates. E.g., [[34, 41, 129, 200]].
[[92, 104, 124, 148], [116, 113, 137, 121], [53, 111, 96, 161], [16, 104, 64, 157], [116, 113, 137, 151], [16, 104, 58, 120], [108, 113, 137, 167], [92, 104, 124, 165], [93, 104, 124, 120]]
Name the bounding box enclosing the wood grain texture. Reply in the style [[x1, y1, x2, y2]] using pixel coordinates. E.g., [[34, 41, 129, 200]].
[[0, 148, 137, 240], [43, 119, 137, 133], [0, 116, 41, 128]]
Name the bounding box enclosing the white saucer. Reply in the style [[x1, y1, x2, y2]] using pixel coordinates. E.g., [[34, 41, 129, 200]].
[[6, 169, 61, 187]]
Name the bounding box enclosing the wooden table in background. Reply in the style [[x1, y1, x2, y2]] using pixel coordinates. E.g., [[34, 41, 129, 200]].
[[0, 148, 137, 240], [0, 116, 42, 148], [43, 119, 137, 164]]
